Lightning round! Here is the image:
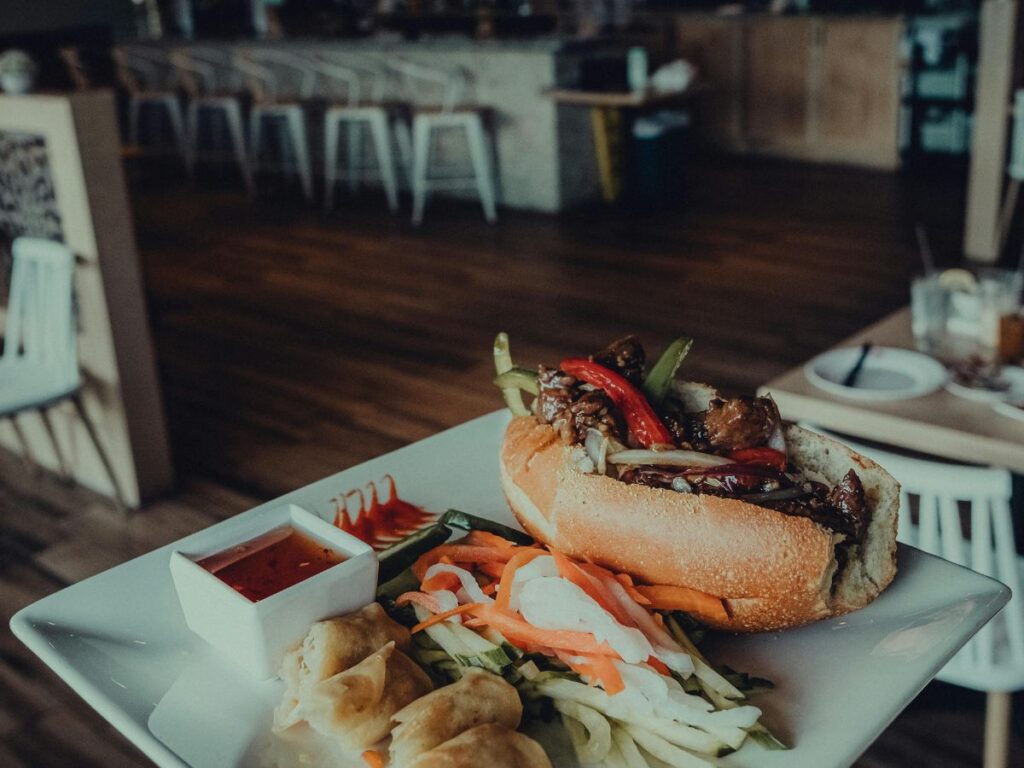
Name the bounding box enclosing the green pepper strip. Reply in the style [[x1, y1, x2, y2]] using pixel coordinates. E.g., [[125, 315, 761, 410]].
[[493, 367, 540, 395], [643, 336, 693, 405], [494, 332, 531, 417]]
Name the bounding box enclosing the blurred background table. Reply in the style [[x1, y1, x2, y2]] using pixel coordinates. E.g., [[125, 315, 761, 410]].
[[759, 307, 1024, 475], [547, 83, 707, 203]]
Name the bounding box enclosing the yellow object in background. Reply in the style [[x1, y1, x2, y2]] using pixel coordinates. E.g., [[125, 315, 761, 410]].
[[590, 106, 623, 203]]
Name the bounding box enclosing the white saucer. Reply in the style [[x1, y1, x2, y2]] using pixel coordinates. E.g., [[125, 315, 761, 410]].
[[805, 346, 948, 401], [992, 399, 1024, 422], [981, 366, 1024, 421], [946, 366, 1024, 403]]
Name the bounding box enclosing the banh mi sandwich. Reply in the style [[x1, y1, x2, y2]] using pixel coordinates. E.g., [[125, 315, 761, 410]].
[[493, 334, 899, 632]]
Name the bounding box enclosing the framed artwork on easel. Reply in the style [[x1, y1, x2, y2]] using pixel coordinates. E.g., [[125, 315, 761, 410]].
[[0, 89, 173, 507]]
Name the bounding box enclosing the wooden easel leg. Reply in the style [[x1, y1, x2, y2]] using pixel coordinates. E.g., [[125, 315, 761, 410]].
[[6, 414, 37, 474], [71, 393, 130, 515], [38, 406, 71, 479]]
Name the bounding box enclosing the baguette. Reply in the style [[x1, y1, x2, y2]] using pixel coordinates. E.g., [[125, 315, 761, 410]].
[[499, 416, 899, 632]]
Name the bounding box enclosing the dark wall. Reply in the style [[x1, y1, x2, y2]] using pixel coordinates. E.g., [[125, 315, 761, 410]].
[[0, 0, 135, 37]]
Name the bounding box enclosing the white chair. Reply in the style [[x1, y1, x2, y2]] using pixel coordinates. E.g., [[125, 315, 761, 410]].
[[0, 238, 126, 510], [234, 50, 314, 202], [111, 47, 186, 162], [315, 56, 401, 213], [801, 426, 1023, 768], [170, 48, 253, 194], [389, 59, 497, 226]]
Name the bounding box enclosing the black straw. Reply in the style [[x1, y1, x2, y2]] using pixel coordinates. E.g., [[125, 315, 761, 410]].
[[842, 342, 873, 388]]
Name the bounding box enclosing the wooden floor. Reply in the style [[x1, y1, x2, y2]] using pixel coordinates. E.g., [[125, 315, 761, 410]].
[[2, 155, 1022, 766]]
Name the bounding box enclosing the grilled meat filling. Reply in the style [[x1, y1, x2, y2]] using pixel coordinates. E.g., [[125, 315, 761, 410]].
[[685, 397, 781, 453], [533, 338, 870, 543], [619, 466, 870, 544], [590, 335, 646, 387], [537, 366, 623, 444]]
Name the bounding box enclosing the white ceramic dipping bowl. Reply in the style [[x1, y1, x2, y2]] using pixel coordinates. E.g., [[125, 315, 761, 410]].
[[170, 504, 377, 680]]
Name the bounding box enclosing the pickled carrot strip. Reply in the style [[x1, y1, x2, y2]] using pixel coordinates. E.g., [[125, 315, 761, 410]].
[[411, 603, 484, 634]]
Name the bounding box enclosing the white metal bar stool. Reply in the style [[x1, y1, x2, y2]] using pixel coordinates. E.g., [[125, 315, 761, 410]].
[[389, 60, 497, 225], [315, 56, 400, 213], [234, 50, 314, 202], [111, 47, 186, 162], [170, 48, 252, 194]]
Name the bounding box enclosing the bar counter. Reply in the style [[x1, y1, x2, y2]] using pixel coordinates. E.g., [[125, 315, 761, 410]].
[[129, 36, 611, 212]]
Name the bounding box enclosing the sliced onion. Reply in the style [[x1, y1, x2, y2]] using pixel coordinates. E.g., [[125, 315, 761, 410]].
[[669, 381, 719, 413], [616, 660, 670, 701], [572, 453, 596, 474], [611, 727, 648, 768], [607, 449, 730, 469], [585, 428, 610, 475], [426, 589, 460, 615], [671, 476, 693, 492], [595, 572, 695, 676], [518, 577, 654, 664], [424, 563, 494, 604], [557, 701, 613, 763], [664, 683, 715, 714], [508, 555, 558, 611]]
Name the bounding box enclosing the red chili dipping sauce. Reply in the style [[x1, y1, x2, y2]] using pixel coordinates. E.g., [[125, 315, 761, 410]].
[[196, 527, 345, 602]]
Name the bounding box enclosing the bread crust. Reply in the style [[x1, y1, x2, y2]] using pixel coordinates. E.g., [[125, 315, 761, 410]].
[[499, 416, 898, 632]]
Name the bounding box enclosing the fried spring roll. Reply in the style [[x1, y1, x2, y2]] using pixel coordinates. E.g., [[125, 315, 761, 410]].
[[303, 641, 433, 751], [275, 602, 410, 730], [390, 669, 523, 767], [407, 724, 553, 768]]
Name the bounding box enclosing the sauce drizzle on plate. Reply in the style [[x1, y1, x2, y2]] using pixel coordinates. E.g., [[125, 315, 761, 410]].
[[333, 475, 437, 549]]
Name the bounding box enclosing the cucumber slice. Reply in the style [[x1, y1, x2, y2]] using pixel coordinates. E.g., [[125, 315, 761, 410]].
[[415, 649, 452, 665], [377, 522, 452, 583], [414, 606, 475, 659], [447, 622, 500, 655]]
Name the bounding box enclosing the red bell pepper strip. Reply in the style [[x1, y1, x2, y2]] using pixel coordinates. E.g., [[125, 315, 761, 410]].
[[560, 358, 674, 448], [728, 447, 787, 471]]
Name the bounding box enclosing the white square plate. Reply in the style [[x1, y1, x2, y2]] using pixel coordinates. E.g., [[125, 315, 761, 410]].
[[10, 411, 1011, 768]]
